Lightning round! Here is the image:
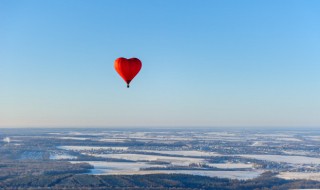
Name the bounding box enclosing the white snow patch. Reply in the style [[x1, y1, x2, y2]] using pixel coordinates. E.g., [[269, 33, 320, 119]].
[[142, 150, 221, 157], [238, 154, 320, 165], [276, 137, 302, 142], [3, 137, 10, 143], [47, 133, 61, 135], [50, 154, 77, 160], [71, 161, 165, 174], [98, 138, 126, 142], [71, 161, 262, 180], [57, 137, 89, 140], [277, 172, 320, 181], [282, 150, 309, 156], [207, 163, 254, 169], [88, 153, 205, 166], [58, 146, 128, 151], [251, 142, 264, 146], [307, 136, 320, 142]]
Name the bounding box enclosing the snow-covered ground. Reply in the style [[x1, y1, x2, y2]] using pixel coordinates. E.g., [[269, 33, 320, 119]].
[[141, 150, 221, 157], [98, 138, 126, 142], [205, 132, 237, 136], [71, 161, 262, 180], [57, 137, 89, 141], [50, 154, 77, 160], [207, 163, 254, 169], [52, 130, 320, 181], [254, 134, 294, 137], [275, 137, 302, 142], [251, 141, 265, 146], [277, 172, 320, 181], [59, 146, 128, 151], [71, 161, 165, 174], [307, 135, 320, 142], [47, 132, 61, 135], [282, 150, 310, 156], [238, 154, 320, 165], [148, 170, 262, 180], [87, 153, 205, 166]]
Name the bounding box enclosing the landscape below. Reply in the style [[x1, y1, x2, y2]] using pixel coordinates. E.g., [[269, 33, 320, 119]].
[[0, 128, 319, 189]]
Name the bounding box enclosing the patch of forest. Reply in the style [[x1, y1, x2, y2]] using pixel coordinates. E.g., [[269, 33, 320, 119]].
[[0, 172, 320, 190]]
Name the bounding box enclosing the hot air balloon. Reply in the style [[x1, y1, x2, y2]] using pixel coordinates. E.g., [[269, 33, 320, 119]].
[[114, 57, 142, 88]]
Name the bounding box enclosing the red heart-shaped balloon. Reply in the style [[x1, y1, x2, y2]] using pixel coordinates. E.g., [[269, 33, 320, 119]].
[[114, 57, 142, 88]]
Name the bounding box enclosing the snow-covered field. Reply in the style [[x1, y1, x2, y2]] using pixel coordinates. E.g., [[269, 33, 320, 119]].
[[104, 170, 262, 180], [152, 170, 263, 180], [254, 134, 294, 137], [59, 146, 129, 151], [205, 132, 237, 136], [141, 150, 221, 157], [275, 137, 302, 142], [282, 150, 310, 156], [49, 130, 320, 181], [56, 137, 89, 141], [98, 138, 127, 142], [65, 146, 259, 178], [277, 172, 320, 181], [71, 161, 262, 180], [71, 161, 165, 173], [238, 154, 320, 165], [50, 154, 77, 160], [251, 141, 265, 146], [307, 135, 320, 142], [88, 153, 205, 166], [207, 163, 254, 169]]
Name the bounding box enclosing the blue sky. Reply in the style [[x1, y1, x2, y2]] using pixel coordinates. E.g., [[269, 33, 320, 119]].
[[0, 0, 319, 128]]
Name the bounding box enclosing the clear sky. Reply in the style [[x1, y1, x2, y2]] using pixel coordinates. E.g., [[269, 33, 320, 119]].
[[1, 0, 319, 128]]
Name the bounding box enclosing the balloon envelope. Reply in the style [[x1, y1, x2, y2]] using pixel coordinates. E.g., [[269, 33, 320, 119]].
[[114, 57, 142, 88]]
